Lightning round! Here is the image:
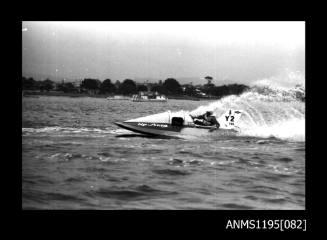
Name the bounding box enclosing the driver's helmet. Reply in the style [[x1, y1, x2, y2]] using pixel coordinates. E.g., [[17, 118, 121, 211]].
[[206, 111, 214, 116]]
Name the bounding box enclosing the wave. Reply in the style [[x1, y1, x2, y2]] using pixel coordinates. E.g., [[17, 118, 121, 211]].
[[84, 184, 177, 201], [22, 126, 128, 135], [189, 72, 305, 142]]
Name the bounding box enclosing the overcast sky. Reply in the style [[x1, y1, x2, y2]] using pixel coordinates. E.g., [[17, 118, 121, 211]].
[[22, 21, 305, 85]]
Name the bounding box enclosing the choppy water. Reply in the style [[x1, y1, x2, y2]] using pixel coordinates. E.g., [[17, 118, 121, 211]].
[[22, 90, 305, 209]]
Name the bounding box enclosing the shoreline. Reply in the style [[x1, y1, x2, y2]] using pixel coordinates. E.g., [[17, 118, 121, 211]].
[[23, 91, 220, 101]]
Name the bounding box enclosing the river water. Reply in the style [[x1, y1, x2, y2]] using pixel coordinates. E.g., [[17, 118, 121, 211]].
[[22, 92, 305, 209]]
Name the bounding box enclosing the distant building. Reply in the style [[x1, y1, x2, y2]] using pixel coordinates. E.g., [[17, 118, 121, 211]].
[[181, 83, 193, 92], [195, 88, 206, 96], [54, 82, 61, 91], [72, 79, 82, 92]]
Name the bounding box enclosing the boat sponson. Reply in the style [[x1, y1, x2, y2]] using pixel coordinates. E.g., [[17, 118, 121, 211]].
[[114, 122, 181, 135]]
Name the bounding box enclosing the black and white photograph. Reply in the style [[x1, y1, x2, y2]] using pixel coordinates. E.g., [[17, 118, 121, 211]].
[[22, 21, 305, 210]]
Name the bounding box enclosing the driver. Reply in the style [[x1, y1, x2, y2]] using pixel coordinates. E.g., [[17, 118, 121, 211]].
[[191, 111, 220, 128]]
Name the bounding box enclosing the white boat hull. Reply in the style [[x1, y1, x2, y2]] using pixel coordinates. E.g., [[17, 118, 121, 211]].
[[114, 109, 242, 138]]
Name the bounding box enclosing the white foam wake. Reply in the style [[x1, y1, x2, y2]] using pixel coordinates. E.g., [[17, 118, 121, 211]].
[[188, 72, 305, 142], [22, 126, 115, 134], [238, 118, 305, 142]]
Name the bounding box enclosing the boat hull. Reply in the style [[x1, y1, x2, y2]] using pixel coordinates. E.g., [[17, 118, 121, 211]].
[[115, 122, 180, 136], [114, 121, 236, 137], [114, 109, 241, 137]]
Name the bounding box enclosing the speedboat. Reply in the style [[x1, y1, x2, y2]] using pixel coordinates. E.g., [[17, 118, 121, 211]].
[[114, 109, 242, 137]]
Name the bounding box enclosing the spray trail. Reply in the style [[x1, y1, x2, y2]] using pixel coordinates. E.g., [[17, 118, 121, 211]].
[[189, 76, 305, 142]]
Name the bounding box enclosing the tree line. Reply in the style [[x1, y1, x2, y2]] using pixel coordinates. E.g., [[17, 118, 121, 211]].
[[22, 76, 249, 99]]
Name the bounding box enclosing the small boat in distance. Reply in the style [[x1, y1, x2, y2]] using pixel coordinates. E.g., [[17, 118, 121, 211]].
[[106, 95, 131, 100], [132, 91, 167, 102]]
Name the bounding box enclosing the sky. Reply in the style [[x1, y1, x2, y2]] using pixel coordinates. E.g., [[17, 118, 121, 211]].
[[22, 21, 305, 85]]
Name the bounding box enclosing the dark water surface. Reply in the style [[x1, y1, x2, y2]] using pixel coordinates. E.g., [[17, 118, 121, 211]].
[[22, 96, 305, 209]]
